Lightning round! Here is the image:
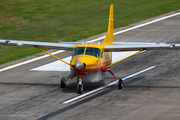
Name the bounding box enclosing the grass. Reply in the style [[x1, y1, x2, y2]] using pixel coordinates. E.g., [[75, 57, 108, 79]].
[[0, 0, 180, 64]]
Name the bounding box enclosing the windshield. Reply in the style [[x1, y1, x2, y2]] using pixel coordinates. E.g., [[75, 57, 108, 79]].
[[73, 47, 101, 58], [72, 47, 85, 56], [85, 47, 101, 58]]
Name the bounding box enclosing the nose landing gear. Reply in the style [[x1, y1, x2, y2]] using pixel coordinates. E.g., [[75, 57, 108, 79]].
[[77, 77, 83, 94], [77, 84, 83, 94], [60, 73, 84, 94]]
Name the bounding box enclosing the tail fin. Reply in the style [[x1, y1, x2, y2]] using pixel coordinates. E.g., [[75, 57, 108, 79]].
[[103, 4, 113, 45]]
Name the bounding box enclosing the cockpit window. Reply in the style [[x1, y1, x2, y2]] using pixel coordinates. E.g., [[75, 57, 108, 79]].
[[72, 47, 101, 58], [85, 47, 101, 58], [72, 47, 85, 56]]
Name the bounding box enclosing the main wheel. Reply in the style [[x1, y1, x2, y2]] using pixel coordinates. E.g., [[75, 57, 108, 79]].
[[118, 78, 123, 89], [77, 84, 83, 94], [60, 78, 66, 88]]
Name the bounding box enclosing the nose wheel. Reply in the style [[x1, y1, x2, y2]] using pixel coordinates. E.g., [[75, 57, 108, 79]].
[[77, 78, 83, 94], [77, 84, 83, 94]]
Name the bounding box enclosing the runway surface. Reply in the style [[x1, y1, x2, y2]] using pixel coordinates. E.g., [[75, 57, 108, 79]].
[[0, 10, 180, 120]]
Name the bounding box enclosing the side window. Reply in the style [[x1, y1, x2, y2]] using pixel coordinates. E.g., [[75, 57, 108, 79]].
[[101, 52, 103, 58]]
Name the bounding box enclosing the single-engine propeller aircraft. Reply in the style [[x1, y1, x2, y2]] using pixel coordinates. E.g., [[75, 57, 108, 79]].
[[1, 4, 180, 93]]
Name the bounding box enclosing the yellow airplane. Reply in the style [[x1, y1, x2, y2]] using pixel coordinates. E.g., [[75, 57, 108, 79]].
[[1, 4, 180, 93]]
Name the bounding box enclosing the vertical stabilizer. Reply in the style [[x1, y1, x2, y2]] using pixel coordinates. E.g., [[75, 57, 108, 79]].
[[103, 4, 113, 45]]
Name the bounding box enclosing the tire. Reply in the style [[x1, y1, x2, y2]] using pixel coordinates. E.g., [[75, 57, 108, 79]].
[[118, 78, 123, 89], [61, 78, 66, 88], [77, 84, 83, 94]]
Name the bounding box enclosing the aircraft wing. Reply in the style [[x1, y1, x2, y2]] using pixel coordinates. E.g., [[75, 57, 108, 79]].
[[0, 39, 75, 50], [105, 43, 180, 52], [112, 42, 166, 45]]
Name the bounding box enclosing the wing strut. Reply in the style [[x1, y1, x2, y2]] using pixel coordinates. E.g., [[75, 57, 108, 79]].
[[36, 47, 70, 66], [106, 50, 144, 68]]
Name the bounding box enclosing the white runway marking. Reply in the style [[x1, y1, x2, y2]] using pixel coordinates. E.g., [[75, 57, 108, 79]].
[[113, 12, 180, 36], [62, 66, 156, 104], [0, 50, 65, 72], [0, 11, 179, 72], [30, 51, 142, 71]]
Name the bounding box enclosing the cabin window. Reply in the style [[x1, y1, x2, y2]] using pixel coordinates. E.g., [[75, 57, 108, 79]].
[[101, 52, 103, 58], [72, 47, 85, 56], [72, 47, 101, 58], [85, 47, 101, 58]]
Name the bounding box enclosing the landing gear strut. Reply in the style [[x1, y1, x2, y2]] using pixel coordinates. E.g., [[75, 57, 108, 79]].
[[77, 78, 83, 94], [60, 74, 70, 88], [104, 68, 124, 89]]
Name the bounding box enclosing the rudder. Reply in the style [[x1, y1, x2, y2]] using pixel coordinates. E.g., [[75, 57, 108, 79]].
[[103, 4, 113, 45]]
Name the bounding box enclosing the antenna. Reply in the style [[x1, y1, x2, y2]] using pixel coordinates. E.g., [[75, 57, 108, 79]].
[[82, 38, 84, 45]]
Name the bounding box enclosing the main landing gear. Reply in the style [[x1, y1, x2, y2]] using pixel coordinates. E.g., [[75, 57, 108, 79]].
[[60, 77, 66, 88], [118, 78, 123, 89], [60, 74, 70, 88], [104, 69, 124, 89]]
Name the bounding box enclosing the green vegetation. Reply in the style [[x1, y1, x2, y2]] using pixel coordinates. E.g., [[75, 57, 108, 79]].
[[0, 0, 180, 64]]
